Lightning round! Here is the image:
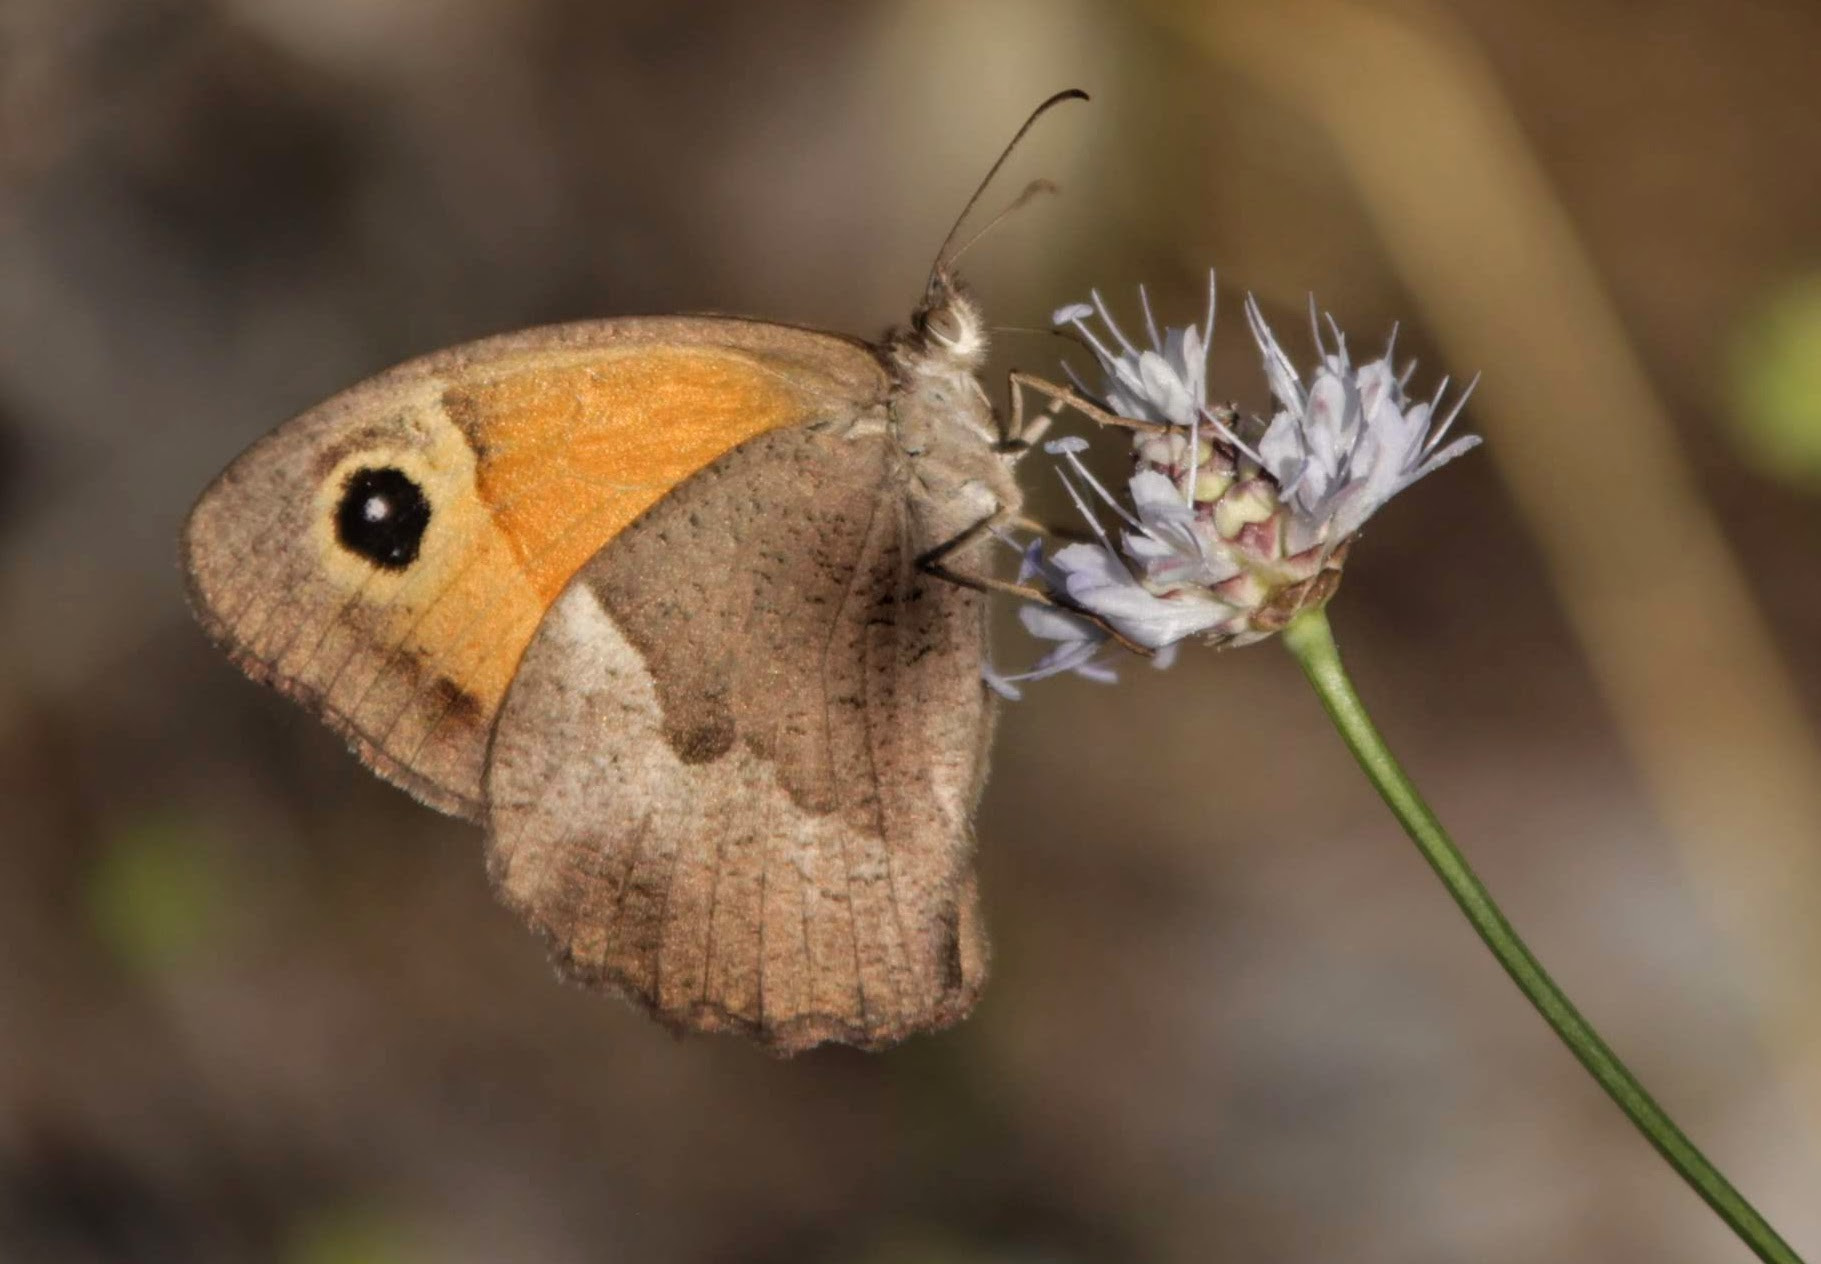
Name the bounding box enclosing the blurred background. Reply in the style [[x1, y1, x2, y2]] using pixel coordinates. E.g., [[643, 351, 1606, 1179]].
[[3, 0, 1820, 1260]]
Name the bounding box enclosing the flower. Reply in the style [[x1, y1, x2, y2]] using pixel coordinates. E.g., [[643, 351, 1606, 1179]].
[[992, 274, 1481, 684], [982, 541, 1119, 699], [1246, 295, 1480, 554], [1052, 272, 1216, 427], [1044, 437, 1239, 649]]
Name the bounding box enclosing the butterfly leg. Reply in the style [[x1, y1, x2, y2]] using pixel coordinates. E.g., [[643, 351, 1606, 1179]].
[[1001, 371, 1172, 459], [918, 508, 1155, 659], [996, 373, 1068, 457], [918, 506, 1048, 604]]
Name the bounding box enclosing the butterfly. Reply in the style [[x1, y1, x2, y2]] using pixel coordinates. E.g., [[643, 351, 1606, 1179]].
[[182, 90, 1087, 1054]]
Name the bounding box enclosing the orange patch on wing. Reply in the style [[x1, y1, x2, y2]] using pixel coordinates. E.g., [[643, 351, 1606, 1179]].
[[445, 348, 819, 602]]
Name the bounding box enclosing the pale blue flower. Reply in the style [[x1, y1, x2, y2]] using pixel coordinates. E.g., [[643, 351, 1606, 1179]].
[[1246, 295, 1481, 553]]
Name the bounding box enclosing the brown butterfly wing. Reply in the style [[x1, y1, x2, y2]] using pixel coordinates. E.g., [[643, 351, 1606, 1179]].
[[484, 424, 994, 1053], [182, 318, 889, 822]]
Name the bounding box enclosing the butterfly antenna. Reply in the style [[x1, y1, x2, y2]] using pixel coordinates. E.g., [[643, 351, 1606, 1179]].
[[929, 88, 1089, 287], [946, 178, 1060, 271]]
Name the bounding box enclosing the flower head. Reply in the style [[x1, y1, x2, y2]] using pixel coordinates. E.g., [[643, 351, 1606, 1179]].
[[991, 273, 1480, 687]]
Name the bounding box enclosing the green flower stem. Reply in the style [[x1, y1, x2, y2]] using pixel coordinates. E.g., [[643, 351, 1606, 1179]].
[[1281, 607, 1802, 1264]]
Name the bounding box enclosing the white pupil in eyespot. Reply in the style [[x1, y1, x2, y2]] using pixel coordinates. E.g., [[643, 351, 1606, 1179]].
[[362, 496, 391, 523]]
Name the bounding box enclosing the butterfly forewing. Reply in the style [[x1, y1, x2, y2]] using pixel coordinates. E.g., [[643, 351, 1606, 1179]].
[[182, 319, 890, 821]]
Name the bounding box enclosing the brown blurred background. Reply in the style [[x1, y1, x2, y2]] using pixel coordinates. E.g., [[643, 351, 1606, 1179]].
[[4, 1, 1820, 1260]]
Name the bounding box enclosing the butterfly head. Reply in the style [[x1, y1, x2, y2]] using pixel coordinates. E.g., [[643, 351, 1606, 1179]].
[[895, 268, 989, 379]]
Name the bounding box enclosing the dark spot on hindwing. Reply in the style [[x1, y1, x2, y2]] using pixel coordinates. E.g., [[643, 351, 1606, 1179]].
[[335, 467, 431, 569], [671, 715, 737, 764]]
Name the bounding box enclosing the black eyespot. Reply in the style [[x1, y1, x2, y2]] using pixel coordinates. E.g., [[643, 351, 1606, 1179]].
[[334, 466, 431, 570]]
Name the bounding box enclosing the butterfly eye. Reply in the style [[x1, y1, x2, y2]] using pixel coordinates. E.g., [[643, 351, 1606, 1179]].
[[335, 466, 431, 570], [923, 306, 963, 347]]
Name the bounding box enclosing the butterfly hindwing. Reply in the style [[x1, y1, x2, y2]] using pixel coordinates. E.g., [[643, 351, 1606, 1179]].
[[483, 423, 993, 1053]]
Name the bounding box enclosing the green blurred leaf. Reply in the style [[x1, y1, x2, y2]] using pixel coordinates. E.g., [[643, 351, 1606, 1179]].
[[283, 1205, 416, 1264], [1728, 272, 1821, 487], [86, 817, 223, 973]]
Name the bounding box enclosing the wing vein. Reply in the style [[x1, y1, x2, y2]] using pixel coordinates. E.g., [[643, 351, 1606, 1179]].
[[818, 481, 895, 1029]]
